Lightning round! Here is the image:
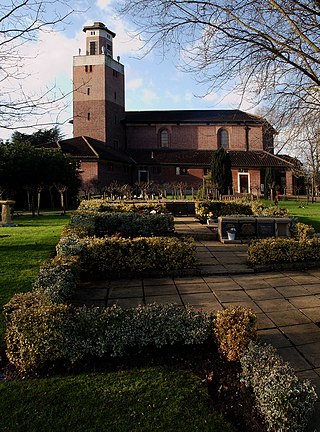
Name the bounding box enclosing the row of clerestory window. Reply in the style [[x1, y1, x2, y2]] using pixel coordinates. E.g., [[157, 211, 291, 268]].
[[159, 128, 230, 148]]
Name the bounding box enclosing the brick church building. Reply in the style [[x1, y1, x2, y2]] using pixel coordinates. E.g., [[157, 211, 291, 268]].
[[50, 22, 301, 196]]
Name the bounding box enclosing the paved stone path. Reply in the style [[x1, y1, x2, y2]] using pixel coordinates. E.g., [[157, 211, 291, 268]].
[[72, 216, 320, 430]]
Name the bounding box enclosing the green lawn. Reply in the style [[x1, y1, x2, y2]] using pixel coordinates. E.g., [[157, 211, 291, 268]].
[[0, 368, 234, 432], [275, 200, 320, 232], [0, 214, 69, 350]]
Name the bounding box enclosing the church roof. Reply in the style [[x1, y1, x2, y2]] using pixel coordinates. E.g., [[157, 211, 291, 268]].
[[124, 110, 268, 125], [45, 136, 133, 164], [126, 149, 294, 169]]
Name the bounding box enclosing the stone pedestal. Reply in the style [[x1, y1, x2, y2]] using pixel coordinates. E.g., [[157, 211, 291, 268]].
[[0, 200, 15, 225]]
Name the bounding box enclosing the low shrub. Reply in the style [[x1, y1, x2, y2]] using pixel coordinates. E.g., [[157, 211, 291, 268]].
[[214, 307, 257, 361], [78, 199, 168, 214], [56, 234, 90, 257], [250, 201, 289, 217], [5, 303, 212, 373], [5, 298, 71, 373], [84, 236, 196, 274], [56, 235, 196, 275], [296, 222, 316, 241], [241, 342, 317, 431], [195, 200, 288, 223], [195, 200, 253, 222], [70, 211, 174, 237], [248, 237, 320, 265], [32, 256, 80, 303]]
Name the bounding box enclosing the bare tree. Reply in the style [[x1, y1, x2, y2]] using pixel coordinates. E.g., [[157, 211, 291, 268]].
[[0, 0, 75, 130], [118, 0, 320, 129]]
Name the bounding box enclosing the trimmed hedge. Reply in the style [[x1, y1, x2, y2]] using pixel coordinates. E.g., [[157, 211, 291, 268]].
[[70, 210, 174, 237], [241, 342, 317, 431], [78, 199, 168, 214], [56, 234, 196, 275], [5, 300, 212, 373], [214, 307, 257, 362], [195, 200, 288, 222], [195, 200, 253, 222], [248, 237, 320, 265]]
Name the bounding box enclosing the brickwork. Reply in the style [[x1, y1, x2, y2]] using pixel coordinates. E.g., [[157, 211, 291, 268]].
[[79, 161, 99, 184], [73, 56, 125, 146], [126, 123, 265, 151], [286, 171, 293, 194]]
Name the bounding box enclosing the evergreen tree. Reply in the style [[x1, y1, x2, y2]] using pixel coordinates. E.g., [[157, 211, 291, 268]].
[[264, 167, 276, 200], [211, 148, 232, 197]]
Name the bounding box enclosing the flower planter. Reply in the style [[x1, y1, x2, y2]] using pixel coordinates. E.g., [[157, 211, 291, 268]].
[[227, 231, 236, 241]]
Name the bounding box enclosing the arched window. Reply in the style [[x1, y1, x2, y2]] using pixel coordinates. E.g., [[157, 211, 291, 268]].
[[160, 129, 169, 148], [217, 128, 229, 149]]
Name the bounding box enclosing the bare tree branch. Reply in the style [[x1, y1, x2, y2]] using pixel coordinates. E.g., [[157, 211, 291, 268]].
[[118, 0, 320, 131], [0, 0, 78, 130]]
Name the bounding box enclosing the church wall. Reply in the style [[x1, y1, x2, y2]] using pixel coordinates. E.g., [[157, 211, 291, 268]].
[[126, 123, 265, 150]]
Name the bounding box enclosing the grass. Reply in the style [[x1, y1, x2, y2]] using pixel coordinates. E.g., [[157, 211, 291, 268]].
[[0, 367, 234, 432], [271, 200, 320, 232], [0, 213, 69, 350]]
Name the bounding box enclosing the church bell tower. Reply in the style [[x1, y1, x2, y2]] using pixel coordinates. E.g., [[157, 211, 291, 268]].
[[73, 22, 125, 148]]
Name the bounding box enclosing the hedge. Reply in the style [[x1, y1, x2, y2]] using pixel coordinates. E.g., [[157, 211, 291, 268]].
[[195, 200, 288, 223], [56, 234, 196, 275], [5, 299, 212, 373], [69, 210, 174, 237], [241, 342, 317, 431], [214, 307, 257, 361], [248, 237, 320, 265], [78, 199, 168, 214]]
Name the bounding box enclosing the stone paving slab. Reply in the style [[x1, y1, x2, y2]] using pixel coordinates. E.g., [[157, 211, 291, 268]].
[[256, 298, 296, 313], [108, 286, 143, 299], [181, 293, 222, 309], [258, 328, 293, 348], [301, 307, 320, 322], [175, 282, 212, 293], [267, 310, 311, 326], [143, 277, 176, 286], [289, 295, 320, 309], [255, 313, 277, 329], [223, 300, 262, 313], [207, 280, 243, 291], [277, 346, 313, 371], [297, 342, 320, 368], [145, 294, 182, 305], [213, 289, 250, 303], [144, 285, 178, 296], [264, 277, 299, 287], [276, 285, 311, 298], [109, 279, 143, 288], [304, 284, 320, 295], [203, 275, 234, 283], [280, 323, 320, 346], [246, 287, 282, 300]]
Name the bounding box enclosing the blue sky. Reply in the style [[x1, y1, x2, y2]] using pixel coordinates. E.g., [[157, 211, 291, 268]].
[[0, 0, 251, 141]]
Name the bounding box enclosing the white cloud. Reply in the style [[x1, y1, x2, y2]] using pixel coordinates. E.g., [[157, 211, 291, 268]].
[[142, 89, 159, 105], [96, 0, 114, 10], [127, 78, 143, 89]]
